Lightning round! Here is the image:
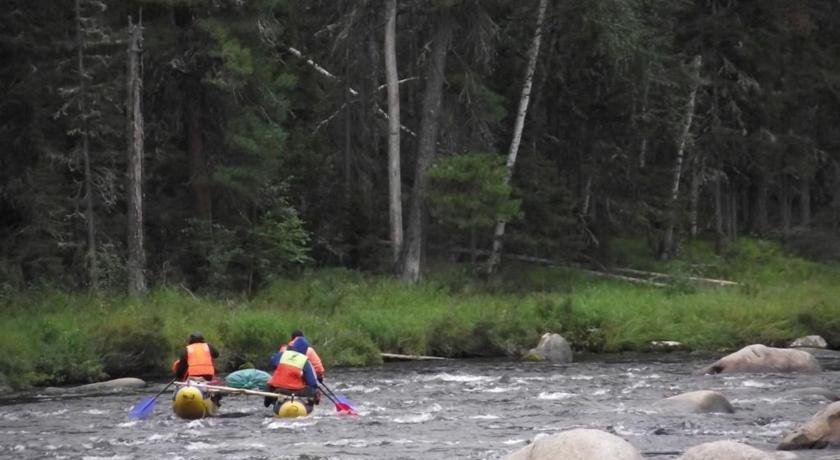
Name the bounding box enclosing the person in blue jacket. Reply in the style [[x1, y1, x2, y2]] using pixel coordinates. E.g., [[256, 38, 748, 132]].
[[264, 335, 320, 407]]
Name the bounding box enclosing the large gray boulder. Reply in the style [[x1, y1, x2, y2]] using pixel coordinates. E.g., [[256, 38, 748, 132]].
[[524, 333, 573, 363], [778, 401, 840, 450], [789, 335, 827, 349], [43, 377, 146, 394], [654, 390, 735, 414], [503, 429, 643, 460], [679, 440, 792, 460], [701, 344, 821, 374]]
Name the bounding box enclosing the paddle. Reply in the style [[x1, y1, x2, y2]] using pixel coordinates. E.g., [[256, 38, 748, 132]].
[[319, 382, 357, 415], [172, 381, 282, 399], [128, 379, 176, 420]]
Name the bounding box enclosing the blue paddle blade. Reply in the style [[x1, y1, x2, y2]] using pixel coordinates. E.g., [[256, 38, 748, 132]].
[[128, 396, 157, 420]]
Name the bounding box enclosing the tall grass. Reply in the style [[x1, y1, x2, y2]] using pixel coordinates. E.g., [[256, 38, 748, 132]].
[[1, 239, 838, 389]]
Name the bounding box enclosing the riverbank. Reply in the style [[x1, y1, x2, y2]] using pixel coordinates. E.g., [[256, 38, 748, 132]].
[[1, 238, 838, 389]]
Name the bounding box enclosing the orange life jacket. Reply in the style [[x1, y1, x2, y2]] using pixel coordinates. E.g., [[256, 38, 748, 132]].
[[268, 349, 308, 390], [186, 343, 214, 378], [280, 340, 325, 378]]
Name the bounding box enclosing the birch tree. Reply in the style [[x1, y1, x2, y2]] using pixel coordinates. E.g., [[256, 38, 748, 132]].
[[661, 54, 702, 260], [384, 0, 403, 267], [126, 14, 146, 296], [486, 0, 548, 274]]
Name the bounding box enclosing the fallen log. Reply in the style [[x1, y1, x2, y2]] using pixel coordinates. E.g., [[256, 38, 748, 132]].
[[610, 267, 738, 286], [445, 247, 737, 288], [381, 353, 447, 361]]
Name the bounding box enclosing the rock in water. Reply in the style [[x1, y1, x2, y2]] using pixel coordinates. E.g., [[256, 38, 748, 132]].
[[778, 401, 840, 450], [700, 344, 820, 374], [524, 333, 573, 363], [655, 390, 734, 414], [74, 377, 146, 391], [679, 440, 789, 459], [503, 429, 643, 460], [789, 335, 828, 349]]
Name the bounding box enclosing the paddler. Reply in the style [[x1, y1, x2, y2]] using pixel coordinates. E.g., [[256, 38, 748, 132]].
[[279, 330, 325, 382], [171, 332, 222, 406], [264, 335, 321, 410]]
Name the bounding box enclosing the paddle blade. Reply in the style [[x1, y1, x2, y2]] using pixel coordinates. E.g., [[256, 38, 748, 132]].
[[128, 397, 157, 420], [334, 395, 357, 416]]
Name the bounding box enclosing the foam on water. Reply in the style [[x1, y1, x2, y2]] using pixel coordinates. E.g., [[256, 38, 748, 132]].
[[741, 380, 776, 388], [185, 441, 216, 451], [339, 385, 381, 393], [537, 391, 576, 400], [418, 373, 498, 383], [393, 412, 435, 424], [264, 419, 318, 430]]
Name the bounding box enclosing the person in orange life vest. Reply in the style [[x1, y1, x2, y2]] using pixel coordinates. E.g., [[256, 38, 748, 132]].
[[264, 335, 320, 407], [278, 330, 325, 382], [171, 332, 219, 382]]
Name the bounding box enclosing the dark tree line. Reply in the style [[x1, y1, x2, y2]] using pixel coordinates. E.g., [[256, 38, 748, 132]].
[[1, 0, 839, 295]]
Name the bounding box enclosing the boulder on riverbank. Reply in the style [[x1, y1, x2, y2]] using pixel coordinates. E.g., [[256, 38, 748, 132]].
[[43, 377, 146, 394], [654, 390, 735, 414], [789, 335, 828, 349], [649, 340, 684, 352], [523, 333, 573, 363], [700, 344, 820, 374], [679, 440, 793, 459], [503, 429, 643, 460], [778, 401, 840, 450]]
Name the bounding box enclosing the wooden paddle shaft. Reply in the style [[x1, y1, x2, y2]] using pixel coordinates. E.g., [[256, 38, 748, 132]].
[[173, 381, 282, 399]]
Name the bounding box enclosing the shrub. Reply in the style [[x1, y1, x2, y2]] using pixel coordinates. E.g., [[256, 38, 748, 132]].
[[97, 313, 169, 378]]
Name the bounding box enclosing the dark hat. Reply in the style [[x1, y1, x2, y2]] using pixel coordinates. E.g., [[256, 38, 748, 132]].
[[188, 332, 205, 343]]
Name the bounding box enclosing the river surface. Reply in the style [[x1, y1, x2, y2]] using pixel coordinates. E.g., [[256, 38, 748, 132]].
[[2, 352, 840, 459]]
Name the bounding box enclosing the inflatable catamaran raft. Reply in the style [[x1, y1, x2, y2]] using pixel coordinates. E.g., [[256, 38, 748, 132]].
[[172, 380, 315, 419]]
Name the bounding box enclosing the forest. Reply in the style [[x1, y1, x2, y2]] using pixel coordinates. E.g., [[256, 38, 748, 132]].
[[2, 1, 840, 386], [2, 0, 840, 294]]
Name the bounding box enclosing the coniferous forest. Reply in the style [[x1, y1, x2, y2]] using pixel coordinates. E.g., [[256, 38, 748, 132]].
[[3, 0, 840, 294], [3, 1, 840, 387]]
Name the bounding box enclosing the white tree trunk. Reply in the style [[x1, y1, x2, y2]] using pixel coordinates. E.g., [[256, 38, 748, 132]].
[[127, 14, 146, 296], [76, 0, 99, 291], [384, 0, 403, 267], [661, 54, 702, 260], [486, 0, 548, 274]]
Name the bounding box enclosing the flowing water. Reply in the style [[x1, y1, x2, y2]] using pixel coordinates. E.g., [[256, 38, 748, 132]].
[[2, 352, 840, 459]]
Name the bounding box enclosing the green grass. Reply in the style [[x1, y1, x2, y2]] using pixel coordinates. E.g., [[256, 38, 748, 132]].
[[1, 238, 838, 389]]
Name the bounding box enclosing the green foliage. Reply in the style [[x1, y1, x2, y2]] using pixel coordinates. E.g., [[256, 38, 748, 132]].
[[797, 302, 840, 348], [183, 199, 310, 293], [217, 311, 288, 370], [97, 313, 169, 378], [427, 152, 520, 230], [3, 239, 840, 389]]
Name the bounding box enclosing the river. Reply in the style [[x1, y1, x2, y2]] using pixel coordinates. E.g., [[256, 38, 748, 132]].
[[1, 352, 839, 459]]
